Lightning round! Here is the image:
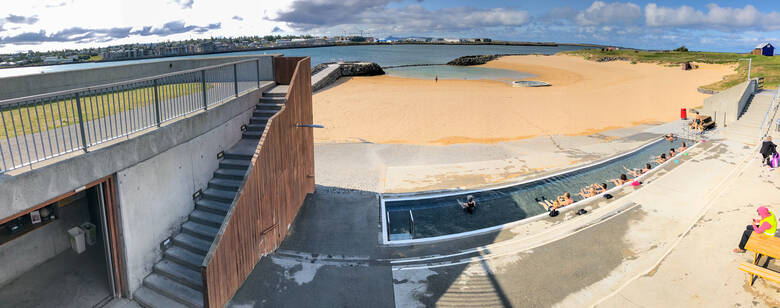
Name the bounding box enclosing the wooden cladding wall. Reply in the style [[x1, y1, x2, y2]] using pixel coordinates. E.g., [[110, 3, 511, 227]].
[[201, 57, 315, 307], [273, 56, 306, 85]]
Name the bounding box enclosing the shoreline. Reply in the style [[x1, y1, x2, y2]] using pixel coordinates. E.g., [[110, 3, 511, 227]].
[[312, 54, 734, 145], [0, 41, 614, 71]]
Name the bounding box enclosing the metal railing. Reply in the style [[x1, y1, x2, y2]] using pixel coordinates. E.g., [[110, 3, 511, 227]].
[[759, 86, 780, 139], [0, 58, 264, 173]]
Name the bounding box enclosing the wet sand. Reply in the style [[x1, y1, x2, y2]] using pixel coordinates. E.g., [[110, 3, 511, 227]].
[[312, 54, 733, 145]]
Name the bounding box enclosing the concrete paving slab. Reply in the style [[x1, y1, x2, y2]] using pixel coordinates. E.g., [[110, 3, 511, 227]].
[[228, 255, 394, 308]]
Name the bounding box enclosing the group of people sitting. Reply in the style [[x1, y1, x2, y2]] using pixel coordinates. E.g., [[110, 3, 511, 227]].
[[537, 133, 688, 212], [657, 134, 686, 164]]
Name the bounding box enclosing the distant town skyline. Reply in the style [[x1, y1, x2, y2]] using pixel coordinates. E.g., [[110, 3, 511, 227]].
[[1, 0, 779, 54]]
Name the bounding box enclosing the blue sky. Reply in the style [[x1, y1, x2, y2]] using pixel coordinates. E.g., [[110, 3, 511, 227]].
[[0, 0, 778, 53]]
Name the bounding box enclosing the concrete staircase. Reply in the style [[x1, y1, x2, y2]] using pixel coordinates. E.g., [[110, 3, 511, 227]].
[[133, 85, 288, 308], [435, 272, 506, 307], [722, 93, 773, 145]]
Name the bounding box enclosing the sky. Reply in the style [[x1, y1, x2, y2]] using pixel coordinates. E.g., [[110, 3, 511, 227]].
[[0, 0, 779, 54]]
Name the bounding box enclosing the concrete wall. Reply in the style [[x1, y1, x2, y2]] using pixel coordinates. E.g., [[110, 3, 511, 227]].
[[0, 55, 276, 100], [118, 103, 253, 294], [0, 83, 266, 217], [702, 80, 756, 127], [0, 194, 89, 286]]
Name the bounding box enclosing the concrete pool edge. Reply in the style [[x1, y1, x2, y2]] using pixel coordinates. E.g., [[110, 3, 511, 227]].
[[380, 137, 703, 246]]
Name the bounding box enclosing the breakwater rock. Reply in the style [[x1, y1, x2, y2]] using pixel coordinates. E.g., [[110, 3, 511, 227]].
[[340, 62, 385, 76], [311, 62, 385, 92], [447, 55, 502, 66]]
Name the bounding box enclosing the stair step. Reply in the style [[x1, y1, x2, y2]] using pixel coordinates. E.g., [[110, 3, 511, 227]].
[[263, 91, 286, 97], [143, 274, 203, 308], [218, 159, 250, 170], [253, 109, 277, 116], [214, 168, 245, 181], [257, 102, 284, 109], [163, 247, 204, 271], [134, 286, 190, 308], [242, 131, 264, 139], [195, 199, 231, 215], [207, 178, 242, 192], [246, 124, 266, 132], [154, 259, 204, 291], [190, 209, 226, 228], [181, 221, 219, 241], [173, 233, 212, 255], [249, 117, 270, 125], [202, 188, 236, 203]]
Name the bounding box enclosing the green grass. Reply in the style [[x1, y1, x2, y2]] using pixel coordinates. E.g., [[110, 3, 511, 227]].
[[561, 49, 780, 91], [0, 83, 209, 139]]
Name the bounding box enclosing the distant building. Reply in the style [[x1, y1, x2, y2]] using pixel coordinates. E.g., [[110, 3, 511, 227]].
[[751, 43, 774, 56], [444, 38, 460, 43]]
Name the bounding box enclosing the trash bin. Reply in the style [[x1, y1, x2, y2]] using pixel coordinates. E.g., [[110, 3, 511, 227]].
[[680, 108, 687, 120], [81, 222, 97, 246], [68, 227, 86, 254]]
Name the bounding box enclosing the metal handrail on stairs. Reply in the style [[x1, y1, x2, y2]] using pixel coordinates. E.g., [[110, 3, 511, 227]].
[[759, 87, 780, 140]]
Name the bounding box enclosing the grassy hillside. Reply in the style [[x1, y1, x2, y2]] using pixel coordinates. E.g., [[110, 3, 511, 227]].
[[562, 49, 780, 91]]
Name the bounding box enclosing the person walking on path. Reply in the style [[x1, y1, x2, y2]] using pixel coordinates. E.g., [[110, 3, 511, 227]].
[[734, 206, 777, 253]]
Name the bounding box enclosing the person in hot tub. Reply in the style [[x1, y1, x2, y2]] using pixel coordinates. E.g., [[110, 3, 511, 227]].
[[538, 192, 574, 211], [458, 195, 477, 214]]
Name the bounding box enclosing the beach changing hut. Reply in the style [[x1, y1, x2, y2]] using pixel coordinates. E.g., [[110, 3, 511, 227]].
[[751, 43, 774, 56]]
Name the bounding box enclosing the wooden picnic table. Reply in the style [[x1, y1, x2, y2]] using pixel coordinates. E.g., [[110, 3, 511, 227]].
[[740, 234, 780, 285]]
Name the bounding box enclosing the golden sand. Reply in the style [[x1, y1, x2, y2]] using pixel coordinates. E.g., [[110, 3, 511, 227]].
[[312, 54, 733, 145]]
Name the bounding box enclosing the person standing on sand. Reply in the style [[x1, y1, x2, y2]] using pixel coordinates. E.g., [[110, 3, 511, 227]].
[[734, 206, 777, 253], [435, 75, 438, 83]]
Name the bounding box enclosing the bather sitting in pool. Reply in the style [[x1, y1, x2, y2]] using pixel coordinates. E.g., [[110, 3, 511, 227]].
[[611, 174, 630, 186], [669, 148, 677, 157], [579, 186, 598, 198], [623, 164, 652, 177], [580, 183, 608, 198], [678, 142, 687, 152], [664, 133, 676, 142], [656, 153, 667, 164], [538, 192, 573, 211], [595, 183, 608, 194], [458, 195, 477, 214]]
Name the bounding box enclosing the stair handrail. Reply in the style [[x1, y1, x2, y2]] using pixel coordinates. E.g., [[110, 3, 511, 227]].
[[759, 86, 780, 140]]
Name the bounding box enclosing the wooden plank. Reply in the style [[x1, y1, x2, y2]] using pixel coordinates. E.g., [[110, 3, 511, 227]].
[[738, 262, 780, 284], [745, 234, 780, 260], [202, 57, 314, 307]]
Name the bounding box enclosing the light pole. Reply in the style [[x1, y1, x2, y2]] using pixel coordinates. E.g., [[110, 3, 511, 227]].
[[739, 58, 752, 80]]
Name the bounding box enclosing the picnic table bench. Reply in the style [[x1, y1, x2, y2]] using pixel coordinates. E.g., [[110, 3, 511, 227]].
[[738, 234, 780, 285], [689, 115, 715, 132]]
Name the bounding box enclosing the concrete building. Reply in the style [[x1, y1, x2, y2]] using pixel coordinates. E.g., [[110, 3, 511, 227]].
[[0, 55, 314, 308]]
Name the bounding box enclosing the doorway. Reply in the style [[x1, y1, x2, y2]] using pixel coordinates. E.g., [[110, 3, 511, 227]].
[[0, 176, 125, 307]]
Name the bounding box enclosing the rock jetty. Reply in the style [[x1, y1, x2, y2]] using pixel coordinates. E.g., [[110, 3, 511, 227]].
[[447, 55, 502, 66]]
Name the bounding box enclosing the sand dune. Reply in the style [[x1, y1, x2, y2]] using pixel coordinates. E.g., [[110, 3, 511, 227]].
[[312, 54, 733, 145]]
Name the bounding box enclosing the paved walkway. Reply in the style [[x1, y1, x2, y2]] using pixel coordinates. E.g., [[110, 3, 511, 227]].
[[228, 119, 780, 307]]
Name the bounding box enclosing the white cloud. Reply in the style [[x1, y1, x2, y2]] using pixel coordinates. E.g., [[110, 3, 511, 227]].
[[0, 0, 295, 52], [645, 3, 780, 31], [575, 1, 642, 26]]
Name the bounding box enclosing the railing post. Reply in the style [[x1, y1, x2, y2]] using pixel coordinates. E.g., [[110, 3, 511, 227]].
[[233, 63, 239, 97], [74, 93, 89, 152], [153, 79, 161, 127], [256, 59, 261, 89], [201, 70, 208, 110]]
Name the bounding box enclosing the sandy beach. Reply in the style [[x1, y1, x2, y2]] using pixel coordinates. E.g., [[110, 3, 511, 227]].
[[313, 54, 733, 145]]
